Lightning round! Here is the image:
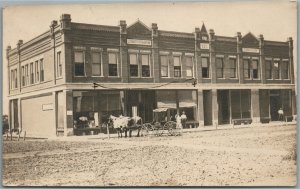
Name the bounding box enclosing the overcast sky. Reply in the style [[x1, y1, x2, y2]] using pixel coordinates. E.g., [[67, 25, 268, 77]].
[[2, 0, 297, 114]]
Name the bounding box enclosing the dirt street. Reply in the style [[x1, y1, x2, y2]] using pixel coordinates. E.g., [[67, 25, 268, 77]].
[[2, 124, 296, 186]]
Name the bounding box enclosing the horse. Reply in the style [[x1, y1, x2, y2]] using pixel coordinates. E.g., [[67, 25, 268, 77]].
[[108, 115, 142, 138]]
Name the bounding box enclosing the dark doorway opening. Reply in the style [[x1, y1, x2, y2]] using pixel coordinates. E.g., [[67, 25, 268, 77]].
[[270, 90, 281, 121], [218, 90, 230, 125], [203, 90, 212, 126]]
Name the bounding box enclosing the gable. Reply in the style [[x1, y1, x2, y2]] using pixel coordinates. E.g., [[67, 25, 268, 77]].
[[127, 21, 151, 39], [242, 32, 259, 47]]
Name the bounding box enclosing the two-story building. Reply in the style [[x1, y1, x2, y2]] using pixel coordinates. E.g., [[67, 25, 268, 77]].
[[7, 14, 297, 138]]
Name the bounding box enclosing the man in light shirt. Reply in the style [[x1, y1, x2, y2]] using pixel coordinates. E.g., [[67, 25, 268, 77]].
[[278, 108, 284, 121]]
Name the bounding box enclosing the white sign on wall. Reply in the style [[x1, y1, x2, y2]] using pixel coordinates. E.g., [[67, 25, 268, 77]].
[[200, 43, 210, 50], [242, 48, 260, 53], [42, 103, 54, 111], [127, 39, 152, 46]]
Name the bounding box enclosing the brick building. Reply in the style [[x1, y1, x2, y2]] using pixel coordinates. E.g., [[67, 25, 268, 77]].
[[6, 14, 297, 137]]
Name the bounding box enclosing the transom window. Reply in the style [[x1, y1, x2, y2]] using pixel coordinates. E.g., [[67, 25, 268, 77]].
[[108, 53, 118, 76], [173, 56, 181, 78], [74, 51, 85, 76], [92, 52, 102, 76]]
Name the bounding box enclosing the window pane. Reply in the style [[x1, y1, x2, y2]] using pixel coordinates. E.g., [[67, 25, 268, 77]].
[[186, 57, 193, 67], [174, 56, 180, 67], [202, 57, 208, 68], [130, 65, 138, 77], [129, 54, 137, 65], [174, 67, 181, 77], [141, 54, 149, 65], [251, 60, 258, 69], [75, 64, 85, 76], [142, 65, 150, 77], [217, 69, 223, 78], [161, 66, 168, 77], [92, 64, 101, 76], [216, 58, 223, 68], [92, 52, 101, 64], [109, 53, 117, 64], [75, 51, 84, 63], [186, 67, 193, 77], [282, 61, 289, 79], [161, 56, 168, 66], [202, 68, 209, 78], [243, 60, 249, 69], [109, 64, 118, 76], [273, 62, 279, 79], [229, 59, 236, 68]]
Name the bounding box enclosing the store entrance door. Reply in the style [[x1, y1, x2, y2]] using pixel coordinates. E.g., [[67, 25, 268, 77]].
[[218, 90, 230, 125], [270, 94, 281, 121]]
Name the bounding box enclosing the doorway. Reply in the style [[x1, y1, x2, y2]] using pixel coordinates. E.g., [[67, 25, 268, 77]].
[[270, 92, 281, 121], [218, 90, 230, 124], [203, 90, 212, 126]]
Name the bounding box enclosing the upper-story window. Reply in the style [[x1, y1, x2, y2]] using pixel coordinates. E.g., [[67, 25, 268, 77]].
[[74, 51, 85, 76], [265, 60, 272, 79], [252, 59, 259, 79], [40, 59, 44, 82], [216, 58, 224, 78], [273, 61, 280, 79], [57, 51, 62, 77], [10, 68, 18, 89], [160, 55, 169, 77], [92, 52, 102, 76], [282, 60, 289, 79], [108, 52, 118, 76], [21, 66, 25, 86], [201, 57, 209, 78], [141, 54, 150, 77], [185, 56, 194, 78], [244, 59, 259, 79], [30, 63, 34, 84], [25, 64, 29, 85], [129, 54, 138, 77], [35, 61, 39, 83], [229, 58, 237, 78], [173, 56, 181, 78]]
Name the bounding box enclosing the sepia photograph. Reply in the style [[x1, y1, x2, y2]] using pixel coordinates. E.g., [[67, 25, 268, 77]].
[[2, 0, 297, 187]]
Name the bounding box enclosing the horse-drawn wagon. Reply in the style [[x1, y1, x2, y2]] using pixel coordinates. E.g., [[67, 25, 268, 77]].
[[141, 108, 182, 137]]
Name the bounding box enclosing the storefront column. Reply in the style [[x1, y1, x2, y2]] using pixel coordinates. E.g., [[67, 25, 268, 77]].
[[65, 90, 74, 136], [251, 89, 260, 123], [291, 89, 297, 120], [212, 89, 218, 126], [18, 98, 22, 131], [197, 89, 204, 127]]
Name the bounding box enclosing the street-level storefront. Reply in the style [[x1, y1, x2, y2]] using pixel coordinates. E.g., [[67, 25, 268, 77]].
[[72, 89, 198, 134]]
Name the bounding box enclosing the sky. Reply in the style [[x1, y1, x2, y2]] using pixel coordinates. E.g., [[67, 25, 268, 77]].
[[2, 0, 297, 114]]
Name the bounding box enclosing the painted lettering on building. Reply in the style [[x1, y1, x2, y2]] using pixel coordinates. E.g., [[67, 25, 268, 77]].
[[200, 43, 210, 50], [242, 48, 260, 53], [127, 39, 152, 46]]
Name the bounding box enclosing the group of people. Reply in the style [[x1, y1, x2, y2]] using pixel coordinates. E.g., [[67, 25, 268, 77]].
[[175, 111, 187, 129]]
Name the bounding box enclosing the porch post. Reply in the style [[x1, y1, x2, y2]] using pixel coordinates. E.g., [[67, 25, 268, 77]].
[[65, 90, 74, 136], [197, 89, 204, 127], [291, 89, 297, 121], [212, 89, 218, 126], [251, 89, 260, 123]]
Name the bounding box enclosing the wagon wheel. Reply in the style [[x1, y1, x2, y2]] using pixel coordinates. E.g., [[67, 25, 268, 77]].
[[141, 123, 151, 137], [164, 121, 176, 136], [153, 122, 163, 136]]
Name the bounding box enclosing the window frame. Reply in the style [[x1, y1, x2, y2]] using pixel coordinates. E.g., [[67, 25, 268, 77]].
[[216, 57, 224, 78], [173, 56, 182, 78], [129, 53, 139, 77], [201, 57, 210, 78], [108, 52, 119, 77], [251, 59, 259, 79], [229, 58, 237, 78], [35, 61, 39, 83], [281, 60, 289, 79], [91, 51, 103, 77], [265, 59, 272, 79], [57, 51, 62, 78], [243, 59, 251, 79], [141, 53, 151, 78], [185, 55, 194, 78], [160, 55, 169, 78], [74, 51, 85, 77], [30, 62, 34, 84], [40, 59, 44, 82], [273, 60, 280, 80], [21, 66, 25, 87]]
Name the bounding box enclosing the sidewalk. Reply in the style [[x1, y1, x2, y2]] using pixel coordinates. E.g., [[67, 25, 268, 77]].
[[50, 121, 297, 141]]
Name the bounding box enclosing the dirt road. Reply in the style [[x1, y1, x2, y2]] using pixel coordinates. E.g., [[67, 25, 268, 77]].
[[2, 124, 296, 186]]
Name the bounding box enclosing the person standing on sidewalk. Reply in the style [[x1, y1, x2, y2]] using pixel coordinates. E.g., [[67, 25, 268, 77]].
[[181, 111, 187, 128], [278, 108, 284, 121]]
